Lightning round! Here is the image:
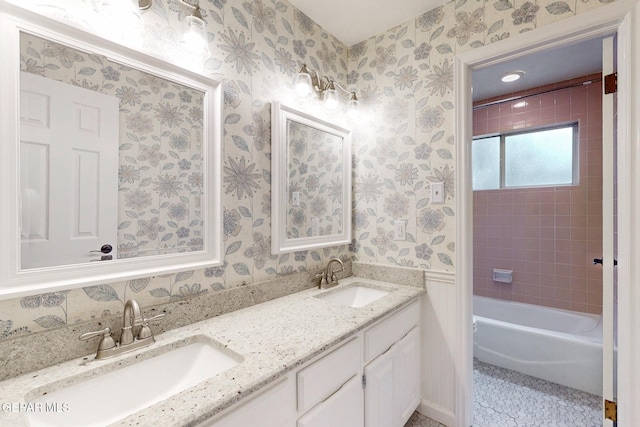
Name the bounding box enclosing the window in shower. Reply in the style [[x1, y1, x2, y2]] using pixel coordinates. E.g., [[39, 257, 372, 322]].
[[472, 122, 578, 190]]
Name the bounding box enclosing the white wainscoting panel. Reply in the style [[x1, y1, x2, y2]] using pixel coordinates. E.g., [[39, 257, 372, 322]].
[[419, 270, 457, 427]]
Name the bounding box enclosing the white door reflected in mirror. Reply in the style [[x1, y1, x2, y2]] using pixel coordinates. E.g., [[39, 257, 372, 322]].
[[20, 72, 119, 269], [0, 7, 223, 297]]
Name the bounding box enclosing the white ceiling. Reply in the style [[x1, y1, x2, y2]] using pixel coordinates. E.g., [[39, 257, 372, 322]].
[[287, 0, 604, 101], [472, 37, 604, 101], [287, 0, 444, 46]]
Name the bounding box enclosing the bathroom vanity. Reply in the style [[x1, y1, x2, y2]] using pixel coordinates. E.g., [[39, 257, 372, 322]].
[[0, 277, 423, 426], [204, 292, 420, 427]]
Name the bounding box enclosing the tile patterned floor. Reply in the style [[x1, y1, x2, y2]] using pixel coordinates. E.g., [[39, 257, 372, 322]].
[[404, 359, 601, 427], [405, 411, 448, 427]]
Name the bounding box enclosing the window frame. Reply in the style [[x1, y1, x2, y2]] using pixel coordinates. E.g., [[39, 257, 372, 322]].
[[472, 121, 580, 190]]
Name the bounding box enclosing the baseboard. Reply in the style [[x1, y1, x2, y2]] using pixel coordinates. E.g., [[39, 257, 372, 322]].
[[418, 399, 456, 427]]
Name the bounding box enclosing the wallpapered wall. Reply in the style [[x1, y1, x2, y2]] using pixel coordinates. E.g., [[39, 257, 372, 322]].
[[347, 0, 611, 270], [286, 120, 343, 238], [21, 32, 206, 258], [0, 0, 616, 340], [0, 0, 350, 338]]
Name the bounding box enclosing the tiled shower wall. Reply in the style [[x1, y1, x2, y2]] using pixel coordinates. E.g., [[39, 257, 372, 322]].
[[472, 73, 603, 314]]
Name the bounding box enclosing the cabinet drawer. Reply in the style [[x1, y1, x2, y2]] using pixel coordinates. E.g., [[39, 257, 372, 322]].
[[297, 336, 360, 413], [364, 300, 419, 363], [201, 376, 294, 427], [297, 374, 364, 427]]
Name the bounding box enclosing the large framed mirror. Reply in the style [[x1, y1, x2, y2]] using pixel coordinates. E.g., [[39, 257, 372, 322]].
[[0, 6, 223, 298], [271, 102, 352, 254]]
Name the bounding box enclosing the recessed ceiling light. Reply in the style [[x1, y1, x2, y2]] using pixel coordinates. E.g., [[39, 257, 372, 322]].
[[501, 71, 524, 83]]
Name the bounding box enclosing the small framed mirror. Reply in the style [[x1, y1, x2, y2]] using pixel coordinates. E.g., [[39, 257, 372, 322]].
[[271, 102, 352, 254], [0, 7, 223, 298]]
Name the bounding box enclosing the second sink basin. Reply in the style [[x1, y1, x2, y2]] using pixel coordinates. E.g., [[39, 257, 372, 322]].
[[316, 283, 390, 308], [27, 338, 242, 427]]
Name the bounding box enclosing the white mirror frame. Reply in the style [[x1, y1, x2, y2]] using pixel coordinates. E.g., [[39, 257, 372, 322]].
[[0, 5, 223, 299], [271, 101, 352, 254]]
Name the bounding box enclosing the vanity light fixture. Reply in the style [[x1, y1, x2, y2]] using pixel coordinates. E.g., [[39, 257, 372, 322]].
[[294, 63, 358, 111], [501, 71, 524, 83], [132, 0, 209, 60]]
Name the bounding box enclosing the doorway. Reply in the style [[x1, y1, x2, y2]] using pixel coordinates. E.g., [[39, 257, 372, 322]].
[[470, 41, 607, 424], [453, 3, 640, 426]]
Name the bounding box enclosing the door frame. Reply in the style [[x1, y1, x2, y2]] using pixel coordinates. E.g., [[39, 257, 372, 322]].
[[454, 0, 640, 425]]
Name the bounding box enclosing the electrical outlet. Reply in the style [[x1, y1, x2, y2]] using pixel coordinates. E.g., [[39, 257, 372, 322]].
[[431, 182, 445, 204], [394, 220, 406, 241]]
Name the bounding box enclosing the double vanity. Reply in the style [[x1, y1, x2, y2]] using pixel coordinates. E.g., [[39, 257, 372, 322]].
[[0, 277, 423, 427]]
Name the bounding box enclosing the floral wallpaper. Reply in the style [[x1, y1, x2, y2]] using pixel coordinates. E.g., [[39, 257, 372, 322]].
[[0, 0, 617, 340], [0, 0, 351, 338], [348, 0, 613, 270], [21, 32, 205, 258], [286, 120, 343, 238]]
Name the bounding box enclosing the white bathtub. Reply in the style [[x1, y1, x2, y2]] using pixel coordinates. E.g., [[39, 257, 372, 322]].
[[473, 295, 603, 396]]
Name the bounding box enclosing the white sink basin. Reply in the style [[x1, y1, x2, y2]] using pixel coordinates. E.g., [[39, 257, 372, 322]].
[[27, 340, 242, 427], [316, 284, 390, 308]]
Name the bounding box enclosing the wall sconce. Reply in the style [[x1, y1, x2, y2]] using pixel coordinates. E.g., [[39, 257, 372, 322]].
[[294, 64, 358, 112], [132, 0, 209, 60], [179, 1, 210, 59]]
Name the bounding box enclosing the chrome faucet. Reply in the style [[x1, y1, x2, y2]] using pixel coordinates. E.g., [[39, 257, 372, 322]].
[[80, 299, 165, 360], [316, 258, 344, 289]]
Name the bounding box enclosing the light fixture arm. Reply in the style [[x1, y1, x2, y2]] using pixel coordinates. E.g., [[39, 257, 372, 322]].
[[180, 0, 203, 18], [328, 79, 357, 102], [298, 64, 356, 101]]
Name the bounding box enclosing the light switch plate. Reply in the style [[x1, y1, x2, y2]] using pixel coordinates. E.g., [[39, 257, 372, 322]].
[[431, 182, 445, 204], [394, 220, 406, 241]]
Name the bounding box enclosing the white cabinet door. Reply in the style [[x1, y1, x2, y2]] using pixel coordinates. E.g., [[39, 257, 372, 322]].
[[297, 375, 364, 427], [394, 327, 420, 427], [365, 326, 420, 427], [364, 348, 394, 427]]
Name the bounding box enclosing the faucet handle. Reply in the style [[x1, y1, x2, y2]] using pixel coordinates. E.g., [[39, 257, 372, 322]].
[[80, 327, 117, 352], [144, 313, 166, 322], [315, 271, 328, 287], [137, 313, 165, 340]]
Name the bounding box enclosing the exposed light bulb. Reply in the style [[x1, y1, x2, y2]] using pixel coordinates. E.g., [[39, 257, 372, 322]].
[[92, 0, 143, 44], [294, 72, 312, 98], [323, 80, 339, 110], [181, 6, 210, 59], [323, 87, 339, 110], [347, 92, 358, 115]]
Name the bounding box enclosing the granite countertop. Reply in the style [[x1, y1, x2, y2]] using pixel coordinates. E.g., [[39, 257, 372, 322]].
[[0, 277, 424, 427]]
